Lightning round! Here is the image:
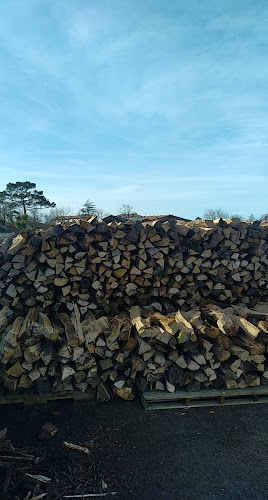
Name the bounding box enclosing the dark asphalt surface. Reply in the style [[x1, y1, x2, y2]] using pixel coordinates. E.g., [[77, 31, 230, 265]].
[[0, 398, 268, 500]]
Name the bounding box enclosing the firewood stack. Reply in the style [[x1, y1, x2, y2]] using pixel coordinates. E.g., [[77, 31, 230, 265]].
[[1, 303, 268, 399], [0, 216, 267, 318], [0, 216, 268, 399]]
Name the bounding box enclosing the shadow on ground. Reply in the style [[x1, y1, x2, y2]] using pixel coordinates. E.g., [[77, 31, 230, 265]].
[[0, 397, 267, 500]]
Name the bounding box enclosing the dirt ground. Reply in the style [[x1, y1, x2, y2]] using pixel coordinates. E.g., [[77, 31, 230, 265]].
[[0, 397, 268, 500]]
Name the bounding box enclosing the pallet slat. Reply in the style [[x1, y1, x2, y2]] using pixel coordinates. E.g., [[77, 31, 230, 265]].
[[140, 386, 268, 410], [0, 389, 96, 406]]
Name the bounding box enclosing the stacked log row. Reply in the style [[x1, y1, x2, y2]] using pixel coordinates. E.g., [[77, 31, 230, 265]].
[[0, 216, 267, 318], [1, 303, 268, 399]]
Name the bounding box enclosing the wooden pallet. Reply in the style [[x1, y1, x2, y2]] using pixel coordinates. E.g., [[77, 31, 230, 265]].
[[140, 386, 268, 410], [0, 389, 96, 407]]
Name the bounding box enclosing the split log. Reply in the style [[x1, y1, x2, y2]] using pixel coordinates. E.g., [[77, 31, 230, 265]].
[[0, 215, 268, 399], [1, 303, 267, 398]]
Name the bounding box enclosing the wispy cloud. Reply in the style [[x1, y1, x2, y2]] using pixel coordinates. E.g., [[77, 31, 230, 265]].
[[0, 0, 267, 217]]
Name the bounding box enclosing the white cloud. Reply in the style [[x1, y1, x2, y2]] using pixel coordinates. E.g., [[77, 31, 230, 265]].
[[0, 0, 267, 219]]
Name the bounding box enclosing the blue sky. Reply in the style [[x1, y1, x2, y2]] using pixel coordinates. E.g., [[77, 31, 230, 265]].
[[0, 0, 268, 218]]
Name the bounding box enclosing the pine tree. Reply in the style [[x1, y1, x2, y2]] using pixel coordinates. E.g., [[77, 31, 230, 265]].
[[0, 181, 55, 215], [80, 199, 96, 215]]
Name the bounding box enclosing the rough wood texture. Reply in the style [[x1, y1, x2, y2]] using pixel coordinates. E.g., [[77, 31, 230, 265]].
[[0, 217, 267, 318], [1, 303, 268, 399], [0, 216, 268, 400]]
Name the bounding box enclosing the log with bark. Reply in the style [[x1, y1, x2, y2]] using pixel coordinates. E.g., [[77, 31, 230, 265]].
[[0, 217, 267, 319], [1, 303, 268, 399], [0, 216, 268, 399]]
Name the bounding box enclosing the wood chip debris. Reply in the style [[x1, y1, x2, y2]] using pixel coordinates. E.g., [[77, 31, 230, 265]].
[[64, 494, 117, 498], [25, 472, 52, 483], [38, 422, 58, 440], [63, 441, 91, 455]]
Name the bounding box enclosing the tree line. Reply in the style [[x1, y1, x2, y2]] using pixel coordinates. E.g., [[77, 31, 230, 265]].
[[202, 208, 268, 222], [0, 181, 135, 231], [0, 181, 267, 233]]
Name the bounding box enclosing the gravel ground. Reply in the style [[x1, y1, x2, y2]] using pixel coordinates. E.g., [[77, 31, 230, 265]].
[[0, 398, 268, 500]]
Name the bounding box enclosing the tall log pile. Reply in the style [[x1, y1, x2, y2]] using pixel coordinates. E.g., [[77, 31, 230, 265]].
[[0, 216, 268, 399], [0, 216, 267, 317], [1, 303, 268, 399]]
